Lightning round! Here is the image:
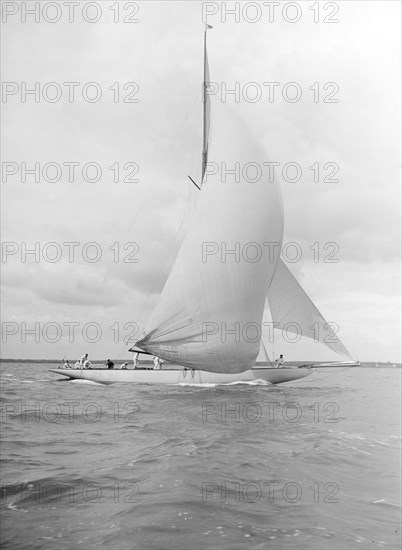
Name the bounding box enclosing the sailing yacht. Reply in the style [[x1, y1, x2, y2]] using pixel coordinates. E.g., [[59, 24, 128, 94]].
[[50, 26, 356, 385]]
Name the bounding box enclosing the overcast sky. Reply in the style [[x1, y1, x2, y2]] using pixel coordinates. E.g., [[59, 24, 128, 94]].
[[1, 1, 400, 363]]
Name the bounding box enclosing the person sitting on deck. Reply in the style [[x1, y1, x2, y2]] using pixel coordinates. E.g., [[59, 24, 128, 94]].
[[62, 360, 71, 369], [119, 362, 129, 369], [133, 352, 140, 369], [275, 354, 284, 368], [106, 359, 114, 369], [83, 359, 92, 369]]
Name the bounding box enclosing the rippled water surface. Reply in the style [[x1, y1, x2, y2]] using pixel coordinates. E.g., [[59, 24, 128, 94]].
[[1, 363, 401, 550]]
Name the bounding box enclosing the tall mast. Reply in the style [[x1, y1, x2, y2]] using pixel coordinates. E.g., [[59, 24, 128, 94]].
[[202, 24, 211, 183]]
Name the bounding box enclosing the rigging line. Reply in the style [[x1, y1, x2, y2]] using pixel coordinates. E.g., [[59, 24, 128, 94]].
[[188, 175, 201, 190]]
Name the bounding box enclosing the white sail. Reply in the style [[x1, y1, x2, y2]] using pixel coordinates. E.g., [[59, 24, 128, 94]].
[[135, 96, 284, 373], [267, 259, 351, 358]]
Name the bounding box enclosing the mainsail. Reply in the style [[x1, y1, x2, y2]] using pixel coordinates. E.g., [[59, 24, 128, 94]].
[[134, 29, 284, 372], [267, 259, 351, 358]]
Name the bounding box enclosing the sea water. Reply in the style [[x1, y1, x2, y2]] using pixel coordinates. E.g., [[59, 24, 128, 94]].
[[1, 363, 400, 550]]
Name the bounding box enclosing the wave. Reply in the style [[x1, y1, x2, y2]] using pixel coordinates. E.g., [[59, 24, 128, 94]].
[[1, 474, 120, 512], [70, 379, 104, 386]]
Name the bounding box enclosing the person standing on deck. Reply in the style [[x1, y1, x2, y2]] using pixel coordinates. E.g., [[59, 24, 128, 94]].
[[133, 352, 140, 369], [79, 353, 88, 368], [153, 356, 163, 370]]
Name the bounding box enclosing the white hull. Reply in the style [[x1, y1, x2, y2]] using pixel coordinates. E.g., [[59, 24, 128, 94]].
[[49, 366, 313, 385]]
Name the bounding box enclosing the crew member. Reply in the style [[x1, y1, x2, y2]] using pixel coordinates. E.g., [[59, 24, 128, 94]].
[[106, 359, 114, 369], [153, 356, 163, 370], [275, 354, 284, 368], [133, 352, 140, 369]]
